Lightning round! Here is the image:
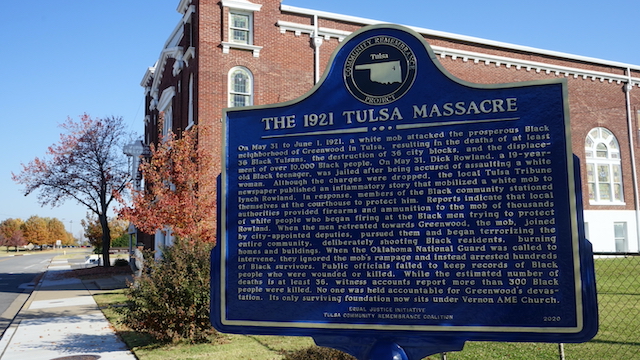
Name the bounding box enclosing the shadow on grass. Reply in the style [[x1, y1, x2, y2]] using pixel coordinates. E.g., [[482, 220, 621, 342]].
[[588, 338, 640, 347], [246, 335, 289, 355]]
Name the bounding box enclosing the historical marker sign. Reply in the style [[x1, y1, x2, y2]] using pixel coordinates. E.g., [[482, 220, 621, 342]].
[[212, 24, 597, 356]]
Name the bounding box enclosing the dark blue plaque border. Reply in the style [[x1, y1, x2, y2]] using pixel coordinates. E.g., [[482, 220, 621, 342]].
[[211, 24, 598, 347]]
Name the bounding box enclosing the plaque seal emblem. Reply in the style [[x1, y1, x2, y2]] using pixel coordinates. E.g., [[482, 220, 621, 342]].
[[344, 35, 417, 105]]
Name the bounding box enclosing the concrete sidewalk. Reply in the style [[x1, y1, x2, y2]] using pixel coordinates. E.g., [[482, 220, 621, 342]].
[[0, 257, 136, 360]]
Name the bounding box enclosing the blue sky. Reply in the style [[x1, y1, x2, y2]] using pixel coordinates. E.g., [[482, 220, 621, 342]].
[[1, 0, 638, 238]]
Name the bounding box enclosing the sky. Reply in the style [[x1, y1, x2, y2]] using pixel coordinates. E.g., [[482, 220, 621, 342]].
[[1, 0, 638, 239]]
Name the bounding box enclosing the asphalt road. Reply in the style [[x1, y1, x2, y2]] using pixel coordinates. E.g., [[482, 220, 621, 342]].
[[0, 252, 57, 336]]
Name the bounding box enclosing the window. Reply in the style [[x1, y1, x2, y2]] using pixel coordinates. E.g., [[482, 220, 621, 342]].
[[157, 86, 176, 139], [229, 67, 253, 107], [162, 107, 173, 138], [585, 127, 623, 203], [162, 106, 173, 137], [230, 12, 251, 44], [187, 74, 194, 128], [584, 222, 589, 240], [221, 0, 262, 57], [614, 222, 628, 252]]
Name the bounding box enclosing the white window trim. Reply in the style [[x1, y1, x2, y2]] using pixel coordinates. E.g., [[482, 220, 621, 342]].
[[614, 222, 628, 252], [222, 1, 262, 57], [162, 107, 173, 138], [228, 67, 253, 107], [221, 42, 262, 57], [158, 87, 176, 138], [158, 86, 176, 112], [229, 11, 252, 45], [221, 0, 262, 12]]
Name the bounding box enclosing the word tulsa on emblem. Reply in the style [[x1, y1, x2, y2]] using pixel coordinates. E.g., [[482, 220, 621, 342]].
[[344, 35, 417, 105]]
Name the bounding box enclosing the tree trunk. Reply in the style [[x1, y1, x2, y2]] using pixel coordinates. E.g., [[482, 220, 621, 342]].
[[99, 213, 111, 267]]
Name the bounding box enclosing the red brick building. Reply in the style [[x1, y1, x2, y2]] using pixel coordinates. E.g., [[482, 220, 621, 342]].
[[141, 0, 640, 253]]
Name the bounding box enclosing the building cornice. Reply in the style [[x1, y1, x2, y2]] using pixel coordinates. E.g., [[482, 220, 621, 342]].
[[146, 47, 184, 102], [141, 66, 156, 90], [177, 0, 192, 14], [277, 7, 640, 89], [277, 20, 351, 42], [144, 2, 640, 100], [280, 4, 640, 75], [184, 46, 196, 66], [182, 5, 196, 23], [163, 19, 184, 50], [432, 46, 640, 88]]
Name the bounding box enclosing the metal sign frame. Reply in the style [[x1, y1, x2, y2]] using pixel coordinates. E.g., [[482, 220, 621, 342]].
[[212, 24, 597, 358]]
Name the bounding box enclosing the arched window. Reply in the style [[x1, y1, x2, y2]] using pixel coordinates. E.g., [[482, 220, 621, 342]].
[[229, 67, 253, 107], [585, 127, 623, 203]]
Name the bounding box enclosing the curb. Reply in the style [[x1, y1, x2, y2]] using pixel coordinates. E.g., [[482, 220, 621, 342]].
[[0, 261, 50, 358]]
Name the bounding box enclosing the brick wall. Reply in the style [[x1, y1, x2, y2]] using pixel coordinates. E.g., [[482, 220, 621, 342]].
[[146, 0, 640, 238]]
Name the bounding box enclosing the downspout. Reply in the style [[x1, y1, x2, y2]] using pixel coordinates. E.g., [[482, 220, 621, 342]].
[[624, 68, 640, 252], [312, 14, 323, 84]]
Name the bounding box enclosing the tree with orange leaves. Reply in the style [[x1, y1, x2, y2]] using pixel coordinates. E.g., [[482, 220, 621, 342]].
[[119, 114, 216, 245], [0, 218, 26, 251]]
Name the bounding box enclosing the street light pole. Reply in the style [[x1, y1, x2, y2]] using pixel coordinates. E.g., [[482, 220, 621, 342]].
[[123, 140, 151, 260]]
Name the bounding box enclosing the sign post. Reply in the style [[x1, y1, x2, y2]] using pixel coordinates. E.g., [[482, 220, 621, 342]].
[[212, 24, 597, 359]]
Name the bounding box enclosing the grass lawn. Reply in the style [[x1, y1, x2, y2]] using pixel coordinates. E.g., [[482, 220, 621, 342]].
[[94, 256, 639, 360]]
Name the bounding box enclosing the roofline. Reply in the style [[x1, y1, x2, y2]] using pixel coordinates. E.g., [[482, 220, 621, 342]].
[[143, 2, 640, 92], [177, 0, 192, 14], [141, 65, 156, 90], [280, 4, 640, 72], [141, 4, 194, 89]]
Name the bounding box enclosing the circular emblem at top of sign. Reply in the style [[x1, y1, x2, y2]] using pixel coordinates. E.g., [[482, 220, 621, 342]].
[[344, 35, 417, 106]]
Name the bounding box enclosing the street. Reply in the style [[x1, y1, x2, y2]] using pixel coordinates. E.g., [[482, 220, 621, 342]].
[[0, 252, 57, 337]]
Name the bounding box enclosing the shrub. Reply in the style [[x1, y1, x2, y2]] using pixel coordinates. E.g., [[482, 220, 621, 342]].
[[121, 238, 215, 343], [114, 258, 129, 267], [283, 346, 357, 360], [112, 233, 131, 247]]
